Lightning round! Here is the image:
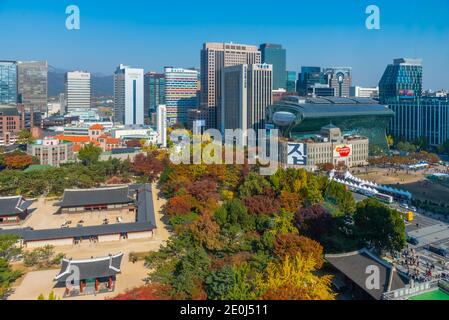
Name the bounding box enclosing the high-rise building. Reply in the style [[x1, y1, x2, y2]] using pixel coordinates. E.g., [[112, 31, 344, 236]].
[[164, 67, 199, 125], [324, 67, 352, 97], [297, 67, 327, 96], [65, 71, 91, 114], [221, 64, 273, 135], [259, 43, 287, 90], [350, 86, 379, 99], [200, 42, 261, 129], [286, 71, 297, 93], [0, 105, 23, 146], [113, 64, 144, 125], [144, 72, 165, 120], [157, 104, 167, 148], [379, 58, 423, 104], [379, 58, 449, 146], [17, 61, 48, 112], [0, 61, 18, 105]]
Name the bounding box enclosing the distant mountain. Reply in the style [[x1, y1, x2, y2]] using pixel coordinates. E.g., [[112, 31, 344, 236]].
[[48, 66, 113, 97]]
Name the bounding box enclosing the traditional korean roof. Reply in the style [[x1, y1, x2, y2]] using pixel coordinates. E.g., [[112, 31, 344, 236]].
[[58, 186, 134, 208], [326, 249, 409, 300], [0, 196, 34, 217], [54, 253, 123, 282], [0, 184, 157, 243]]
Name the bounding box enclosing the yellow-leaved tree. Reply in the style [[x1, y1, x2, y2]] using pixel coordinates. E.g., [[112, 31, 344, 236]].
[[255, 254, 335, 300]]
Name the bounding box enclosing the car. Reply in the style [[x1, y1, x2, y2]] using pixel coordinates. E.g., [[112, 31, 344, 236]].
[[400, 203, 409, 209], [410, 206, 417, 212], [406, 236, 419, 245]]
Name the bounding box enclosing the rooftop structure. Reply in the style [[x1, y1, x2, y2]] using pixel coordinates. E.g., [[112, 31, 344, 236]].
[[268, 96, 394, 149]]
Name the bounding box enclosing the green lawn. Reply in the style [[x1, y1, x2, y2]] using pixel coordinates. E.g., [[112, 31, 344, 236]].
[[409, 289, 449, 300]]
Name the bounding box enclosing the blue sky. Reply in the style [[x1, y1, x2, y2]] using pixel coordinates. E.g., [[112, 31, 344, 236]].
[[1, 0, 448, 89]]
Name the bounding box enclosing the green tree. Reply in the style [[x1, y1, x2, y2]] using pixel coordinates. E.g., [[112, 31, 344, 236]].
[[354, 199, 406, 253], [0, 235, 22, 299], [16, 130, 35, 145], [78, 143, 102, 165]]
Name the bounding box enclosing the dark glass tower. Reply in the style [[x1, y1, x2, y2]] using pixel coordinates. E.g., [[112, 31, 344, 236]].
[[379, 58, 423, 104], [259, 43, 286, 90], [144, 72, 166, 119], [297, 66, 327, 96]]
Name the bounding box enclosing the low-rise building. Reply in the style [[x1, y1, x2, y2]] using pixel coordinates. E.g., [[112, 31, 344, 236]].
[[57, 186, 135, 214], [55, 253, 123, 297], [111, 125, 158, 145], [0, 196, 34, 225], [27, 137, 74, 166], [279, 124, 369, 171]]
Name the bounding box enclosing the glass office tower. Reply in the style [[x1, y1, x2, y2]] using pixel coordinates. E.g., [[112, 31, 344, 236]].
[[286, 71, 297, 93], [0, 61, 18, 105], [144, 72, 165, 119], [380, 58, 449, 147], [297, 66, 327, 96], [379, 58, 423, 104], [260, 43, 286, 90]]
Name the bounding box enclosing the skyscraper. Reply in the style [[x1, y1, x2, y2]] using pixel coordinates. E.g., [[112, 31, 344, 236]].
[[200, 42, 261, 129], [157, 104, 167, 148], [164, 67, 199, 125], [0, 61, 18, 105], [144, 72, 165, 120], [379, 58, 423, 104], [297, 67, 326, 96], [221, 63, 273, 135], [323, 67, 352, 97], [259, 43, 287, 90], [114, 64, 144, 125], [65, 71, 91, 114], [286, 71, 297, 93], [17, 61, 48, 112], [380, 58, 449, 146]]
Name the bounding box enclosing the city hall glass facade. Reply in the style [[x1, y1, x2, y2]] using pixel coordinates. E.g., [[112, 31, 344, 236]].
[[0, 61, 18, 105], [268, 96, 395, 150]]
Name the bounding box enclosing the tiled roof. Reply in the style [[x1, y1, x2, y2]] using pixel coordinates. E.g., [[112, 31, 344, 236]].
[[0, 196, 33, 216], [58, 186, 134, 208], [56, 135, 91, 143], [326, 249, 409, 300], [55, 253, 123, 282]]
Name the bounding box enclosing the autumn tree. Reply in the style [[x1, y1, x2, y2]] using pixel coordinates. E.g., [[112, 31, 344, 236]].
[[189, 215, 223, 251], [165, 194, 196, 216], [295, 205, 332, 240], [132, 152, 164, 183], [111, 284, 172, 300], [255, 254, 335, 300], [4, 153, 33, 170], [274, 234, 324, 268]]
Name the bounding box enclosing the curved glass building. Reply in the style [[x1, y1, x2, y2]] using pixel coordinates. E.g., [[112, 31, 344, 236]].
[[267, 96, 395, 149]]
